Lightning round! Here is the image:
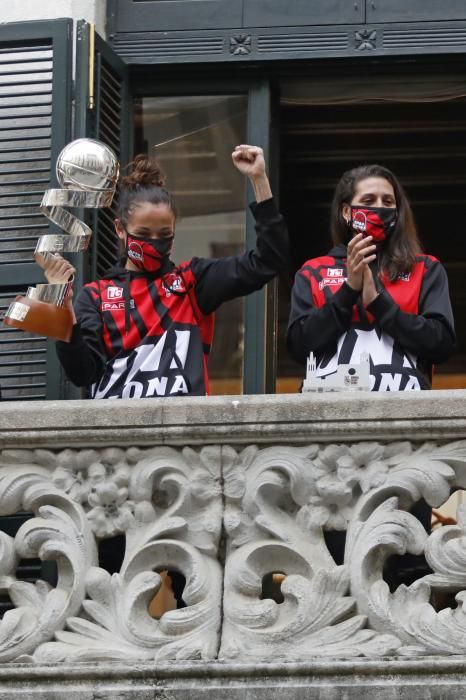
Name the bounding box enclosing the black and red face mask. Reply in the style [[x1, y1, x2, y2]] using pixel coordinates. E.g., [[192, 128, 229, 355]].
[[125, 231, 174, 273], [349, 206, 397, 242]]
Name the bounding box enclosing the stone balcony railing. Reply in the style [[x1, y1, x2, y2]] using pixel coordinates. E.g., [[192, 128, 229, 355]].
[[0, 391, 466, 698]]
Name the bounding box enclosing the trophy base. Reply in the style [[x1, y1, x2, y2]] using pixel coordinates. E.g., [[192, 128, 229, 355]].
[[3, 296, 73, 342]]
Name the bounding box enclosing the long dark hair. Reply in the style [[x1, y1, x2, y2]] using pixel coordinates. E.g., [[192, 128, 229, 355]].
[[116, 154, 177, 225], [330, 164, 421, 281]]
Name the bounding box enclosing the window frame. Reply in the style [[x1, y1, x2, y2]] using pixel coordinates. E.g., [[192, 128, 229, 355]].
[[130, 74, 278, 394]]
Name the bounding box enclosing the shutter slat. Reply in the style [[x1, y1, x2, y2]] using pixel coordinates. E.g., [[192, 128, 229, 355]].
[[0, 36, 56, 401], [94, 55, 126, 275]]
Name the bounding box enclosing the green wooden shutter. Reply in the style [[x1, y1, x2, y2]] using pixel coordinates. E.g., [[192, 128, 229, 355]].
[[75, 22, 130, 282], [0, 19, 73, 401]]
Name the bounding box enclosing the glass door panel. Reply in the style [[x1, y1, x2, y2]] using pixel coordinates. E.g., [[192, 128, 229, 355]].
[[134, 94, 248, 394]]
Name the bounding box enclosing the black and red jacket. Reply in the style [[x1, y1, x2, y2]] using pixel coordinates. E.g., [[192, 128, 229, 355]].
[[56, 198, 288, 399], [287, 243, 456, 390]]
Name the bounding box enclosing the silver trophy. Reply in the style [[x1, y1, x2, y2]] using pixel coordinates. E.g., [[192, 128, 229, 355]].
[[3, 139, 119, 341]]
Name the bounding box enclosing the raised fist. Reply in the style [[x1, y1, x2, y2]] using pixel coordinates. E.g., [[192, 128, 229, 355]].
[[232, 145, 266, 179]]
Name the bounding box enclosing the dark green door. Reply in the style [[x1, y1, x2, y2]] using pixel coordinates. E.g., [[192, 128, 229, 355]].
[[75, 22, 130, 284]]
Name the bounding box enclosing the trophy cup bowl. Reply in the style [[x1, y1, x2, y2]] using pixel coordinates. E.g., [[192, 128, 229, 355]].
[[3, 139, 119, 342]]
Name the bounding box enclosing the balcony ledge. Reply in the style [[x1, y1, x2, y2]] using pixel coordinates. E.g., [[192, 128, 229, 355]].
[[1, 389, 466, 447]]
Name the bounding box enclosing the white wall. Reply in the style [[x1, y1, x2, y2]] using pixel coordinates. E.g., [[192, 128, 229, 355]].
[[0, 0, 106, 38]]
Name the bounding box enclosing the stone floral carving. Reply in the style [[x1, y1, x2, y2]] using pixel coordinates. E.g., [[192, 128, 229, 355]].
[[0, 438, 466, 664], [346, 441, 466, 655], [298, 442, 406, 529], [51, 447, 136, 537], [0, 450, 97, 662], [220, 440, 466, 660], [0, 446, 222, 663], [425, 504, 466, 589], [220, 444, 401, 660]]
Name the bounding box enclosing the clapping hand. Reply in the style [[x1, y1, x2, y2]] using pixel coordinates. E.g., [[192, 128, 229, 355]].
[[346, 233, 376, 291]]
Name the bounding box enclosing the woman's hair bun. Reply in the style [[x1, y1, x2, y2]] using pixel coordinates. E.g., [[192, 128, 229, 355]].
[[121, 154, 166, 190]]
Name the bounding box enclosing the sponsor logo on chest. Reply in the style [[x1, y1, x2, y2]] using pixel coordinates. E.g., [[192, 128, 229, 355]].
[[102, 301, 126, 311], [319, 268, 346, 290], [106, 286, 124, 299], [100, 286, 134, 312]]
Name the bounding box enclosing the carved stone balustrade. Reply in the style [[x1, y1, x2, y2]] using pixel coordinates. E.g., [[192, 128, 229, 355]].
[[0, 391, 466, 698]]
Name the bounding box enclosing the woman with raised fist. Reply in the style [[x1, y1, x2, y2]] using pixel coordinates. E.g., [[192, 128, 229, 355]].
[[44, 145, 288, 399]]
